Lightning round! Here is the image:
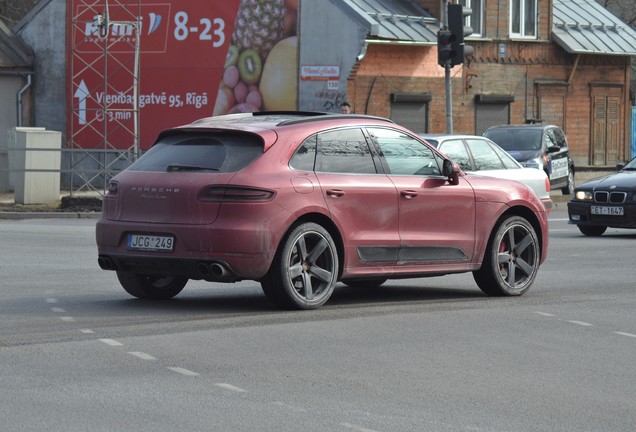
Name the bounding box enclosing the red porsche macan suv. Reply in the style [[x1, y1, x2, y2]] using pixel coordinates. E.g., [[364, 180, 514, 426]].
[[96, 112, 549, 309]]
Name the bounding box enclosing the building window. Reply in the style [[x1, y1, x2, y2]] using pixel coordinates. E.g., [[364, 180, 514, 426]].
[[459, 0, 482, 37], [510, 0, 537, 38]]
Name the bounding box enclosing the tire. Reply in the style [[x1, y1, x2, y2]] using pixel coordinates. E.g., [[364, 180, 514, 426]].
[[561, 170, 574, 195], [260, 222, 338, 310], [341, 278, 387, 288], [473, 215, 540, 296], [578, 225, 606, 237], [116, 271, 188, 299]]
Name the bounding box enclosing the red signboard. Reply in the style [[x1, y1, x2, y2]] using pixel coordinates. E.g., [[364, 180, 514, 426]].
[[68, 0, 299, 151]]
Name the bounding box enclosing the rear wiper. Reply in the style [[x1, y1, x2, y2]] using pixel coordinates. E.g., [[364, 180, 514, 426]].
[[166, 164, 218, 172]]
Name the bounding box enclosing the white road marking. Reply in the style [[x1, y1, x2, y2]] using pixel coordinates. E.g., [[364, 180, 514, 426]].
[[614, 332, 636, 338], [535, 312, 555, 317], [50, 307, 65, 313], [99, 338, 123, 346], [128, 351, 157, 361], [168, 367, 199, 377], [80, 329, 95, 334], [568, 320, 593, 327], [215, 383, 247, 393], [341, 423, 379, 432], [45, 298, 58, 304], [60, 316, 75, 322]]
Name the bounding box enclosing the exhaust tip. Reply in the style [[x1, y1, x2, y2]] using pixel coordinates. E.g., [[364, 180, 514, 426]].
[[98, 256, 113, 270], [209, 263, 227, 278], [196, 262, 211, 277]]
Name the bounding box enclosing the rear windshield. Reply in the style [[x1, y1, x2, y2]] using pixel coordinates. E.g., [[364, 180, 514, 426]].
[[129, 132, 263, 173], [484, 128, 542, 151]]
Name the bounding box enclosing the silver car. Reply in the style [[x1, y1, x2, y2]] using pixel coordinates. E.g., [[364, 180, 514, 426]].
[[420, 134, 552, 211]]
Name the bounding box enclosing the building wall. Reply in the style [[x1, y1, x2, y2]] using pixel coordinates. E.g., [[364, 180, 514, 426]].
[[14, 0, 66, 136], [298, 0, 366, 112], [0, 76, 25, 191], [0, 77, 24, 148], [346, 0, 631, 166], [349, 43, 456, 132]]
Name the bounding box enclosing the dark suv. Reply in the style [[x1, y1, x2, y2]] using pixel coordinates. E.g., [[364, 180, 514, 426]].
[[484, 124, 575, 195]]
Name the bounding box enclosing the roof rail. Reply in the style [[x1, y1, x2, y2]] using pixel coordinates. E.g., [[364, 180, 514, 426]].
[[277, 113, 394, 126]]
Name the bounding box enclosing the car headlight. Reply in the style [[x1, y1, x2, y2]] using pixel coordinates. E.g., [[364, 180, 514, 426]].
[[575, 190, 593, 201]]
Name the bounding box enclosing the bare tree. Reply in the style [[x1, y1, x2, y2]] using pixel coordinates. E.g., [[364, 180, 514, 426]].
[[0, 0, 41, 26], [599, 0, 636, 26]]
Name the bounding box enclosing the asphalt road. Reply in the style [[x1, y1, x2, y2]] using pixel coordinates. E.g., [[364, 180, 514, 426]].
[[1, 210, 635, 432]]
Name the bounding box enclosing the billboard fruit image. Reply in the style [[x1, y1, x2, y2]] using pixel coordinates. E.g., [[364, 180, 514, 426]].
[[213, 0, 298, 115], [260, 36, 297, 111]]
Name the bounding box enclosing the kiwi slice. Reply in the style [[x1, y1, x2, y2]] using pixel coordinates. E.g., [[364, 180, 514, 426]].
[[225, 45, 239, 68], [238, 49, 262, 85]]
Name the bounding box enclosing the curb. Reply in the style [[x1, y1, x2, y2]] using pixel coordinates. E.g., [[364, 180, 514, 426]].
[[0, 212, 101, 220]]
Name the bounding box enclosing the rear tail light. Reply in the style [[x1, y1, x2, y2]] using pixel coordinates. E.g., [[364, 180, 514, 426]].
[[106, 180, 119, 196], [198, 185, 276, 202], [545, 177, 550, 193]]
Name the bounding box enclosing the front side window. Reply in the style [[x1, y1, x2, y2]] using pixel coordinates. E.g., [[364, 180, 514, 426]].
[[315, 128, 377, 174], [459, 0, 482, 37], [545, 130, 557, 149], [553, 128, 567, 148], [510, 0, 536, 38], [369, 128, 441, 176]]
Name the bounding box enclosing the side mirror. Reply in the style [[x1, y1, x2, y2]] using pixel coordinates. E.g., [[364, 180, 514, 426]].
[[546, 145, 560, 153], [442, 159, 460, 185], [616, 162, 625, 171]]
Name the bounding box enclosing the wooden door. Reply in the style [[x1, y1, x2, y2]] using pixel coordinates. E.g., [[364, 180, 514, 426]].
[[591, 88, 623, 166]]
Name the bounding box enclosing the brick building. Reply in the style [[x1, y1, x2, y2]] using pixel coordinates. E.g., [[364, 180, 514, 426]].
[[336, 0, 636, 167]]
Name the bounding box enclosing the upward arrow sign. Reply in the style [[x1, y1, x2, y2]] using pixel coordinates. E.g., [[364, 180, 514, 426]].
[[74, 80, 89, 125]]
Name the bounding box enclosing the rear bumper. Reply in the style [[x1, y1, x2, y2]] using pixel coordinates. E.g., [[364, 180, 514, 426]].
[[95, 218, 278, 280]]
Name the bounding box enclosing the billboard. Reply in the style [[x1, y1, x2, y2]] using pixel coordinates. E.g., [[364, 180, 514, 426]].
[[68, 0, 298, 151]]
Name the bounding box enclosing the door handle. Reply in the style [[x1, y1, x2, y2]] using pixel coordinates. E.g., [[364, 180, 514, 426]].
[[400, 190, 418, 199], [326, 189, 345, 198]]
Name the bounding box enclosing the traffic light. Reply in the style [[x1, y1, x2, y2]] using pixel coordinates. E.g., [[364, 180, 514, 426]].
[[447, 4, 474, 66], [437, 29, 456, 67]]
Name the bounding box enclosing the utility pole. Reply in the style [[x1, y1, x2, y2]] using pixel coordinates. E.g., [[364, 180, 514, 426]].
[[442, 0, 452, 134], [438, 1, 473, 134]]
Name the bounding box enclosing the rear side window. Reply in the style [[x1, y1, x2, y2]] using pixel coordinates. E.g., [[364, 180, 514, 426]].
[[489, 141, 521, 169], [129, 132, 263, 173], [467, 138, 505, 170], [438, 139, 472, 171], [290, 135, 317, 171]]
